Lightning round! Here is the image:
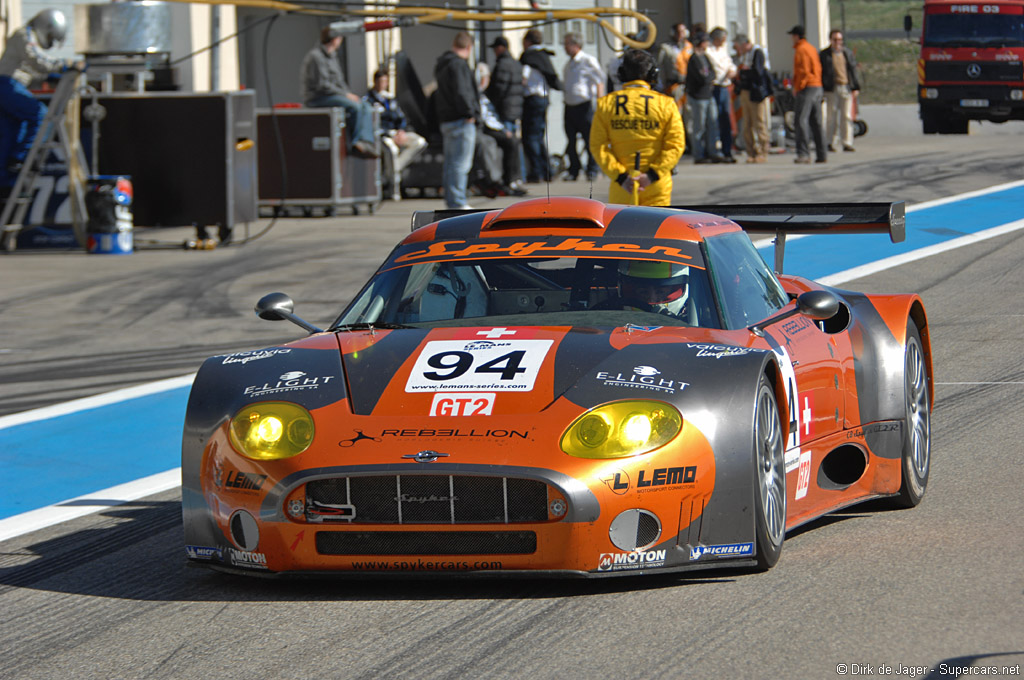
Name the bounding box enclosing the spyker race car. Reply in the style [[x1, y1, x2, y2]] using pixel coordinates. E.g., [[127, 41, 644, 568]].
[[181, 197, 932, 577]]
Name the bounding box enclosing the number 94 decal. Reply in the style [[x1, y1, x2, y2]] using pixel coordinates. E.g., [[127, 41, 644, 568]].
[[405, 340, 554, 393]]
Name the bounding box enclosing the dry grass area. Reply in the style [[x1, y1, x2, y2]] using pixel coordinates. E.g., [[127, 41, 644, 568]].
[[830, 0, 921, 103], [849, 39, 919, 104]]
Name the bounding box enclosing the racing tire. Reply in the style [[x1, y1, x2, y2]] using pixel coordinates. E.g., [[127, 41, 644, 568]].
[[854, 119, 868, 137], [753, 374, 786, 570], [888, 320, 931, 508]]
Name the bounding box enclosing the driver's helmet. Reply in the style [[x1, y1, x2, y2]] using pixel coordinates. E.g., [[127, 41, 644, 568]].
[[28, 9, 67, 50], [618, 260, 688, 315]]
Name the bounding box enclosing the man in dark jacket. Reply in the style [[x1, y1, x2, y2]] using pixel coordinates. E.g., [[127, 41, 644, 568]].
[[820, 29, 861, 152], [486, 36, 526, 194], [734, 33, 772, 163], [520, 28, 562, 182], [435, 31, 480, 209], [685, 32, 723, 164]]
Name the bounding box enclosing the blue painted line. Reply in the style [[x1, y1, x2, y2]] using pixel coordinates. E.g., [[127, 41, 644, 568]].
[[1, 183, 1021, 524], [780, 184, 1024, 280], [0, 387, 190, 518]]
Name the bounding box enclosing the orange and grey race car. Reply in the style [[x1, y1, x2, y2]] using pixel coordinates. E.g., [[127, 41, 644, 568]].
[[181, 197, 931, 577]]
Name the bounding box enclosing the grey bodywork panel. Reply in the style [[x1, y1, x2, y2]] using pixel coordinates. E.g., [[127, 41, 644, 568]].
[[181, 344, 346, 550], [561, 342, 774, 559]]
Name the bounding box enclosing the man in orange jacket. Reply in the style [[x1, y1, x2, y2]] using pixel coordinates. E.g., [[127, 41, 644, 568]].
[[788, 25, 826, 164]]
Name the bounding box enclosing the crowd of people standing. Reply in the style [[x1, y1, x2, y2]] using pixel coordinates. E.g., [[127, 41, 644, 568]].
[[302, 22, 862, 210]]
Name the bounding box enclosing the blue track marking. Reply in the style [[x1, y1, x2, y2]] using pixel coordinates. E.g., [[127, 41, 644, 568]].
[[0, 387, 190, 518], [1, 183, 1022, 524]]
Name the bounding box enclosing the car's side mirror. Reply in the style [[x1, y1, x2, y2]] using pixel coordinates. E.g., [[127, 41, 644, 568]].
[[749, 290, 840, 337], [254, 292, 323, 334], [796, 289, 840, 320]]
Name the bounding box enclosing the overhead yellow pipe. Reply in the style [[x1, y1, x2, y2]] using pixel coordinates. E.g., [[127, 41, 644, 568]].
[[161, 0, 658, 48]]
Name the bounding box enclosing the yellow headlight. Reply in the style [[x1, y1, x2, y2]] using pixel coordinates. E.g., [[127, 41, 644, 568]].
[[229, 402, 314, 460], [560, 400, 682, 459]]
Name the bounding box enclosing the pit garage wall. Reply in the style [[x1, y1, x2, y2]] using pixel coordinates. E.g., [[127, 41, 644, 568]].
[[0, 0, 825, 116]]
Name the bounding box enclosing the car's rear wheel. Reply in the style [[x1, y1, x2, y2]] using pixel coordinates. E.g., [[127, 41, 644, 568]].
[[890, 320, 931, 508], [754, 375, 786, 570]]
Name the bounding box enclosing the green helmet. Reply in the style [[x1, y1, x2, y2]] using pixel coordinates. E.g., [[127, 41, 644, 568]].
[[618, 260, 689, 315]]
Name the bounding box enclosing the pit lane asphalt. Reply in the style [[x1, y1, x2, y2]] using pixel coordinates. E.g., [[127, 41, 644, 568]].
[[0, 105, 1022, 678]]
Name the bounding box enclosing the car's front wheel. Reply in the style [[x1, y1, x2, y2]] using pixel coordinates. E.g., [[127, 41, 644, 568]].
[[754, 375, 786, 570], [890, 320, 931, 508]]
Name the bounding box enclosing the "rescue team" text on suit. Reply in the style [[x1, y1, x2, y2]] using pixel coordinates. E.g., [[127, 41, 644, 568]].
[[589, 79, 685, 206]]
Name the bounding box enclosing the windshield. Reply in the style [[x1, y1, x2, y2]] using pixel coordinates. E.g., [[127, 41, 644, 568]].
[[924, 13, 1024, 48], [334, 256, 722, 329]]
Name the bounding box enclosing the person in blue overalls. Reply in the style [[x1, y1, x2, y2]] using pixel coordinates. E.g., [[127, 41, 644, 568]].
[[0, 9, 74, 185]]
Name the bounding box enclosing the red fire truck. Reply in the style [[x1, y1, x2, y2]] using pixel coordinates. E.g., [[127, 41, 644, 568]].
[[909, 0, 1024, 133]]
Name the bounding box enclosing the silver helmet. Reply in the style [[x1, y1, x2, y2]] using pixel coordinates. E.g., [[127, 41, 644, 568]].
[[29, 9, 67, 50]]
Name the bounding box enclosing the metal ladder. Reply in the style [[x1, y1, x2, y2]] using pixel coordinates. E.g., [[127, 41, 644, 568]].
[[1, 68, 89, 252]]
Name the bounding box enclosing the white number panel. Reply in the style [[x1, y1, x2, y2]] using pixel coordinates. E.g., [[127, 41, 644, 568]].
[[405, 340, 554, 392]]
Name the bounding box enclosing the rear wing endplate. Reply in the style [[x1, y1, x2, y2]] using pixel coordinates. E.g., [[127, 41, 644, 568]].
[[672, 202, 905, 273]]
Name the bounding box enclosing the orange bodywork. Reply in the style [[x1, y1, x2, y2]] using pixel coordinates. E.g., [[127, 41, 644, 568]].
[[183, 197, 928, 577]]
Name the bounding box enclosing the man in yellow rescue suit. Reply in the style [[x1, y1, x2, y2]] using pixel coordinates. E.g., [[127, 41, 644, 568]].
[[590, 48, 685, 206]]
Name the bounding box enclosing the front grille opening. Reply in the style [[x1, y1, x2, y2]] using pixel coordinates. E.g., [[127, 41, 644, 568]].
[[316, 530, 537, 555], [636, 512, 661, 548], [304, 475, 553, 524], [453, 476, 504, 522]]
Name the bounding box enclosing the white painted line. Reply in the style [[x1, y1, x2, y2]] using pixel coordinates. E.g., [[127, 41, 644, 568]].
[[819, 218, 1024, 286], [0, 373, 196, 432], [753, 180, 1024, 250], [0, 468, 182, 543], [903, 178, 1024, 212]]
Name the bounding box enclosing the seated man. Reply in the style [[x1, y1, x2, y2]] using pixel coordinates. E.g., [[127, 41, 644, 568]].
[[615, 260, 689, 317], [472, 63, 527, 198], [364, 68, 427, 199], [300, 27, 378, 158]]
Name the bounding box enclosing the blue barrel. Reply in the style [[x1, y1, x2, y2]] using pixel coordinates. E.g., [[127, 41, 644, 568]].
[[86, 176, 134, 255]]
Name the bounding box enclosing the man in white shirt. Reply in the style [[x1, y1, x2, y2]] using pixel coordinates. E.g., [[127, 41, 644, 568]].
[[706, 27, 738, 162], [561, 32, 606, 181]]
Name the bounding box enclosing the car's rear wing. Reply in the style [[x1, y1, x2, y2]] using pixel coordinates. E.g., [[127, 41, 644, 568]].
[[672, 201, 906, 273]]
